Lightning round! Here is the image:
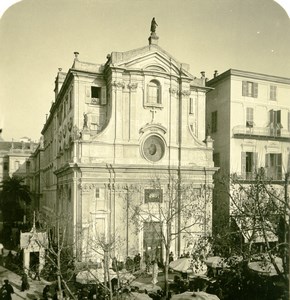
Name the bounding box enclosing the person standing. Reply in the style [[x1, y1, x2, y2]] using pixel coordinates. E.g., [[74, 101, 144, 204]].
[[0, 279, 14, 300], [42, 285, 50, 300], [21, 273, 29, 291]]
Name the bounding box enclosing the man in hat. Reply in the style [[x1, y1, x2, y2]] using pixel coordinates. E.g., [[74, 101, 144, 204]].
[[0, 279, 14, 300]]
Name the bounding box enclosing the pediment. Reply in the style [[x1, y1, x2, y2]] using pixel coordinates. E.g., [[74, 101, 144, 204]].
[[109, 45, 193, 79]]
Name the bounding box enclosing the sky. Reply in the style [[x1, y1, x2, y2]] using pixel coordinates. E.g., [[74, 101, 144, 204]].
[[0, 0, 289, 142]]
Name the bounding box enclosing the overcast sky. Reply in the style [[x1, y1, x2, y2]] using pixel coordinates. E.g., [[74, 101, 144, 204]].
[[0, 0, 289, 142]]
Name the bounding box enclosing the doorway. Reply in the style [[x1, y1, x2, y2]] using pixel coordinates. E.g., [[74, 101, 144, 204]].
[[143, 221, 163, 264]]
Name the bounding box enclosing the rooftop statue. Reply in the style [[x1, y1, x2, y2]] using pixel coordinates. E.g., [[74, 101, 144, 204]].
[[150, 17, 158, 33]]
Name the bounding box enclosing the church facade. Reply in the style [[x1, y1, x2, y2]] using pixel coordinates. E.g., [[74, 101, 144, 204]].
[[40, 32, 216, 263]]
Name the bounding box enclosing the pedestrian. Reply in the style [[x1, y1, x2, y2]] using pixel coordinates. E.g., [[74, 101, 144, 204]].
[[33, 263, 41, 281], [169, 252, 174, 263], [0, 279, 14, 300], [21, 273, 30, 291], [43, 284, 50, 300], [134, 253, 141, 271]]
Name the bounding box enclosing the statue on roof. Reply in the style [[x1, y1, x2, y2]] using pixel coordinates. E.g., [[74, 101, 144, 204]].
[[150, 17, 158, 33]]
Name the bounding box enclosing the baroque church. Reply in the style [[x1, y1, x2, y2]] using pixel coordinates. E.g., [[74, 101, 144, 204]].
[[40, 22, 217, 263]]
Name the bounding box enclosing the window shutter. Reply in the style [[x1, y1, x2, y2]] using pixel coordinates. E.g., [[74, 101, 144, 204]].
[[241, 152, 246, 178], [277, 153, 282, 179], [265, 154, 270, 178], [253, 83, 258, 98], [276, 110, 281, 125], [288, 112, 290, 131], [158, 85, 162, 104], [242, 81, 247, 96], [253, 152, 258, 172], [85, 86, 91, 104], [101, 86, 107, 105], [269, 110, 274, 135]]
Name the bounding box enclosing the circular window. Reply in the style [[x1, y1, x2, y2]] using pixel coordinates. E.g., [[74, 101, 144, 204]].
[[143, 135, 165, 162]]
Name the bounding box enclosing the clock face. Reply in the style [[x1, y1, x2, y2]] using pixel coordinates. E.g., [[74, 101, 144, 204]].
[[143, 135, 165, 162]]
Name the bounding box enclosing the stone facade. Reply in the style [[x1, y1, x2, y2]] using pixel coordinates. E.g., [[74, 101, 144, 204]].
[[40, 40, 216, 262]]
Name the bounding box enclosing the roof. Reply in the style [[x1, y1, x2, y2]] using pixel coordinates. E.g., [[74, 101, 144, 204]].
[[206, 69, 290, 86]]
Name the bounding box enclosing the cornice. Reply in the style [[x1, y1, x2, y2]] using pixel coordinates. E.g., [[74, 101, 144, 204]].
[[207, 69, 290, 86]]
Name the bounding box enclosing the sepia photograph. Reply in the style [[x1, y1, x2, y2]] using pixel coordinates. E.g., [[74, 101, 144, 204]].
[[0, 0, 289, 299]]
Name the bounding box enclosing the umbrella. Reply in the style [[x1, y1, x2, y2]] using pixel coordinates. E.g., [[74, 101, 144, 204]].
[[118, 269, 136, 284], [204, 257, 227, 269], [169, 258, 192, 272], [248, 257, 283, 276], [130, 292, 152, 300], [171, 291, 220, 300], [76, 268, 117, 284]]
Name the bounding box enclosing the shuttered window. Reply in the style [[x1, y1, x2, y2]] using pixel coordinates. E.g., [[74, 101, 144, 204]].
[[246, 107, 254, 127], [242, 81, 258, 98], [269, 110, 282, 136], [265, 153, 282, 180], [241, 152, 258, 179], [85, 86, 107, 105], [270, 85, 277, 101]]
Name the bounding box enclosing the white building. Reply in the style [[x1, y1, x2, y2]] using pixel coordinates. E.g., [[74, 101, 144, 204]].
[[206, 69, 290, 236], [40, 31, 216, 262]]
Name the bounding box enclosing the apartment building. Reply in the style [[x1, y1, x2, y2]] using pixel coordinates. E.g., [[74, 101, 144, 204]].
[[206, 69, 290, 236]]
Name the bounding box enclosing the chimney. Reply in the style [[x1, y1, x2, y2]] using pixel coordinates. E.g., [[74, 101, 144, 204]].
[[214, 70, 219, 78], [74, 52, 79, 60], [201, 71, 205, 78], [54, 67, 65, 100]]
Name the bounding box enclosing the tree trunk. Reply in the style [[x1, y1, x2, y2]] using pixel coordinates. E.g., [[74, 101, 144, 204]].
[[164, 247, 170, 298]]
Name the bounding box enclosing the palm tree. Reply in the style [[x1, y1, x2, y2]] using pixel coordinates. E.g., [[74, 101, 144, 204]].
[[0, 175, 32, 224]]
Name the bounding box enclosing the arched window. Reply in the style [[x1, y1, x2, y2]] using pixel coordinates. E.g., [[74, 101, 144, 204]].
[[147, 80, 161, 105]]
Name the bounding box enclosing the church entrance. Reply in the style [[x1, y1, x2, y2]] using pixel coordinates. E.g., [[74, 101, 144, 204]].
[[143, 221, 163, 264]]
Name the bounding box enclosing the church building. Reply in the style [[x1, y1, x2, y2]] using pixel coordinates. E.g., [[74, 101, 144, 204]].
[[40, 24, 216, 263]]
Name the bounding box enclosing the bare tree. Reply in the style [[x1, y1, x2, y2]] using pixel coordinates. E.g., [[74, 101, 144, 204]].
[[221, 169, 289, 282], [38, 212, 77, 300], [127, 174, 212, 297]]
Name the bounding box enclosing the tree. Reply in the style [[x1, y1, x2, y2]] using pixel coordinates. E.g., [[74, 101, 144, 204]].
[[219, 169, 289, 285], [86, 232, 124, 300], [38, 212, 77, 300], [0, 175, 32, 224], [127, 175, 212, 297]]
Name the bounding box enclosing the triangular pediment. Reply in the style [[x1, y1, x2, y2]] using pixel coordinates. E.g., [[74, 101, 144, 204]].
[[109, 45, 193, 79]]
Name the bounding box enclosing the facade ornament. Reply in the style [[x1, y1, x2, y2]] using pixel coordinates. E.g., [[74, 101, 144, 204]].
[[127, 82, 138, 90], [150, 17, 158, 33], [79, 183, 98, 192], [181, 90, 191, 97], [83, 113, 88, 129], [169, 87, 179, 95], [112, 81, 125, 89], [72, 125, 81, 140]]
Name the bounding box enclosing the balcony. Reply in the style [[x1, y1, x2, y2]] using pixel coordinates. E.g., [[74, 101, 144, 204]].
[[232, 125, 290, 141]]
